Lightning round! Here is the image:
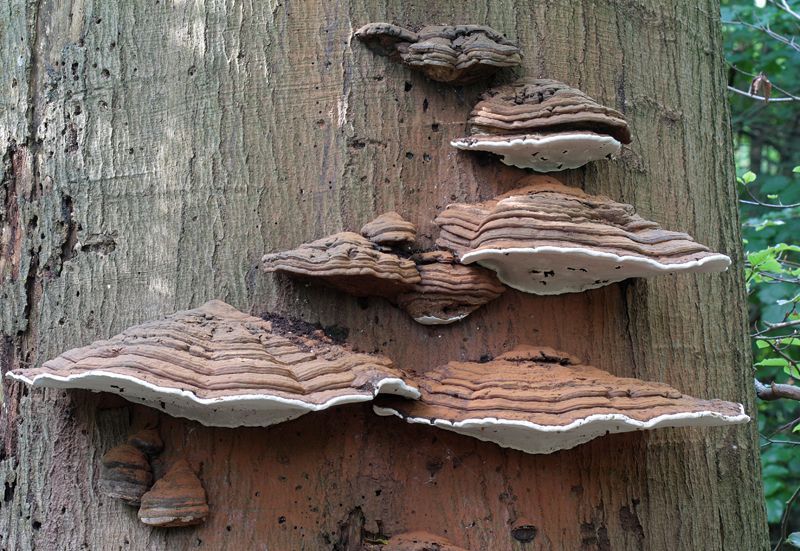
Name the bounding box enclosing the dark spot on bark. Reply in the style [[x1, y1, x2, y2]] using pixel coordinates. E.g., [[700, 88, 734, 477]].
[[4, 481, 15, 502], [479, 354, 493, 363], [278, 516, 286, 524], [426, 457, 444, 478], [619, 504, 645, 542], [405, 152, 414, 160], [404, 81, 413, 92], [511, 523, 536, 543], [188, 65, 196, 76], [31, 520, 41, 530], [422, 98, 429, 112], [431, 123, 440, 132]]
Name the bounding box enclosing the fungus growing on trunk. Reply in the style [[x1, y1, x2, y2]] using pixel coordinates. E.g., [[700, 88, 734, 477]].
[[374, 346, 748, 455], [354, 23, 521, 84], [99, 443, 153, 506], [451, 78, 632, 171], [137, 459, 209, 527], [7, 300, 418, 427], [261, 232, 421, 298], [396, 251, 506, 324], [381, 531, 468, 550], [360, 211, 417, 249], [435, 178, 731, 294]]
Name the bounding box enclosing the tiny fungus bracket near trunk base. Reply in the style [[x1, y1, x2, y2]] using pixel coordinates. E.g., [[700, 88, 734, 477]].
[[6, 300, 419, 427], [435, 177, 731, 294], [262, 213, 506, 324], [354, 23, 521, 84], [138, 458, 209, 528], [374, 345, 749, 455], [450, 78, 632, 171]]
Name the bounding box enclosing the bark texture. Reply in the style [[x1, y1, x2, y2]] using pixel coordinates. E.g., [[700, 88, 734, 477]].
[[0, 0, 768, 550]]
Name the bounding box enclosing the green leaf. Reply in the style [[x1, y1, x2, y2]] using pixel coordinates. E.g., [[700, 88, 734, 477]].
[[793, 166, 800, 174], [787, 533, 800, 548], [755, 358, 790, 368], [743, 171, 757, 184]]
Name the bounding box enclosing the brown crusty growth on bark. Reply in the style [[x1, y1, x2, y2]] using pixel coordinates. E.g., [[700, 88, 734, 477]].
[[7, 300, 417, 428], [98, 443, 153, 506], [379, 531, 469, 551], [374, 345, 748, 455], [261, 232, 421, 298], [396, 251, 506, 324], [466, 78, 631, 143], [137, 459, 209, 528], [354, 23, 521, 84], [434, 177, 731, 294], [360, 211, 417, 248]]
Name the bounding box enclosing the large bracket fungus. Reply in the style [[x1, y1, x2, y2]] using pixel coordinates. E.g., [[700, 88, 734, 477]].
[[263, 214, 505, 324], [374, 346, 749, 455], [6, 300, 418, 427], [354, 23, 521, 84], [435, 179, 732, 294], [138, 459, 209, 527], [451, 78, 632, 171]]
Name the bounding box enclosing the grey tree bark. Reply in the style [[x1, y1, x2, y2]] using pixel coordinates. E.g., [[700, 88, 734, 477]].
[[0, 0, 768, 549]]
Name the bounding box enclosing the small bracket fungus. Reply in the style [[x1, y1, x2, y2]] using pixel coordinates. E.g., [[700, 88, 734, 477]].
[[354, 23, 521, 84], [382, 531, 468, 551], [99, 443, 153, 506], [396, 251, 506, 325], [360, 211, 417, 249], [263, 214, 503, 325], [435, 178, 732, 294], [374, 345, 749, 455], [261, 231, 421, 299], [138, 459, 209, 527], [451, 78, 632, 171], [7, 300, 418, 427]]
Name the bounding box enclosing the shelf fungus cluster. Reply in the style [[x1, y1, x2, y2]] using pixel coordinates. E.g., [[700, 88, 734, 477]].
[[374, 346, 749, 455], [435, 179, 731, 294], [354, 23, 521, 84], [7, 300, 419, 427], [100, 429, 209, 528], [262, 213, 505, 324], [451, 78, 632, 171]]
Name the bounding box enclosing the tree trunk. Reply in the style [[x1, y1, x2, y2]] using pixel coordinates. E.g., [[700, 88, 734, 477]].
[[0, 1, 768, 549]]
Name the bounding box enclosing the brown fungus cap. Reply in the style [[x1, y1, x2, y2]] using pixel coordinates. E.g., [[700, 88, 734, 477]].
[[261, 232, 421, 299], [360, 211, 417, 247], [355, 23, 521, 84], [451, 79, 631, 171], [374, 345, 748, 455], [396, 251, 506, 325], [435, 177, 731, 294], [137, 459, 209, 528], [7, 301, 418, 427], [378, 531, 468, 551], [99, 443, 153, 506]]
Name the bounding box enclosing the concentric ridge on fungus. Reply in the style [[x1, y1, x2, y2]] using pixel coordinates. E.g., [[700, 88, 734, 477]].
[[138, 459, 209, 527], [374, 345, 749, 454], [6, 300, 418, 427], [451, 78, 632, 171], [435, 177, 731, 294], [354, 23, 521, 84]]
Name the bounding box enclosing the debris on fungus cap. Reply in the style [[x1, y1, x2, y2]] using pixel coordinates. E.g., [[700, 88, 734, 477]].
[[396, 251, 506, 325], [360, 212, 417, 248], [354, 23, 521, 84], [261, 232, 421, 298], [137, 459, 209, 528], [6, 300, 418, 427], [374, 345, 749, 455], [434, 178, 732, 294], [99, 443, 153, 506], [451, 78, 631, 171], [381, 531, 468, 551]]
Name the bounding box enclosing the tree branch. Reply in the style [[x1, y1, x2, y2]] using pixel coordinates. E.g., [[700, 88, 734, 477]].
[[728, 85, 799, 102], [755, 379, 800, 401], [775, 485, 800, 551]]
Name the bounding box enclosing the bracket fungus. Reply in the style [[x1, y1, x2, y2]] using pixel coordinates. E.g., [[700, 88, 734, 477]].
[[263, 214, 504, 324], [435, 179, 732, 294], [99, 443, 153, 506], [6, 300, 418, 427], [380, 531, 468, 551], [354, 23, 521, 84], [261, 231, 421, 299], [396, 251, 506, 325], [374, 346, 749, 455], [138, 459, 209, 527], [451, 79, 632, 171]]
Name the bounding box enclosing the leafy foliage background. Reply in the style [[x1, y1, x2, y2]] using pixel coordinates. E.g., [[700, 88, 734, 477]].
[[721, 0, 800, 545]]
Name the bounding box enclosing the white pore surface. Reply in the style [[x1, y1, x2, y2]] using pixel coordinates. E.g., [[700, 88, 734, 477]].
[[460, 247, 732, 295], [374, 405, 749, 455], [6, 371, 419, 428], [413, 313, 469, 325], [451, 133, 622, 172]]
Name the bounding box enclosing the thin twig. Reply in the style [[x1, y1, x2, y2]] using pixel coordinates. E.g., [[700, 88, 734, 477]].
[[755, 379, 800, 401], [728, 85, 799, 102], [775, 485, 800, 551], [723, 19, 800, 52]]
